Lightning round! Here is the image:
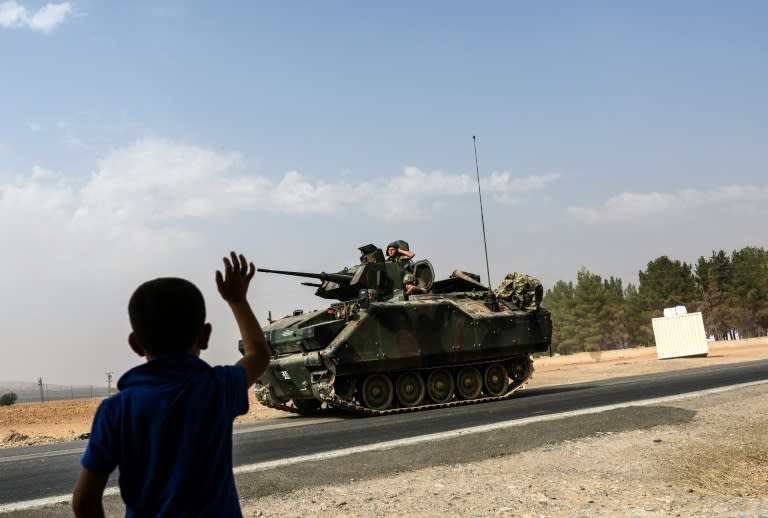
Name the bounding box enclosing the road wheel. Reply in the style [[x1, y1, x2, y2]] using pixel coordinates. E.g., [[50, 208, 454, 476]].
[[483, 363, 509, 396], [292, 399, 321, 415], [361, 374, 394, 410], [395, 371, 426, 407], [456, 366, 482, 399], [509, 357, 533, 383], [427, 369, 455, 403], [333, 376, 356, 400]]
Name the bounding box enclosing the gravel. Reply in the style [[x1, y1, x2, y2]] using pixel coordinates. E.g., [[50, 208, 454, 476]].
[[240, 383, 768, 518]]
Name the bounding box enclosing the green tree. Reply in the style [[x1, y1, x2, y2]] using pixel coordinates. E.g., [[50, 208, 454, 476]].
[[638, 256, 697, 311], [544, 269, 632, 354], [636, 256, 697, 345], [0, 392, 18, 406], [729, 246, 768, 338], [603, 276, 630, 348], [698, 277, 731, 340], [695, 250, 735, 340], [540, 245, 768, 349], [624, 283, 650, 346], [543, 280, 578, 354], [695, 250, 732, 293], [572, 268, 609, 352]]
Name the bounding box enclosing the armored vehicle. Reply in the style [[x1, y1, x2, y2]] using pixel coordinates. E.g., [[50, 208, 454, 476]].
[[245, 243, 552, 416]]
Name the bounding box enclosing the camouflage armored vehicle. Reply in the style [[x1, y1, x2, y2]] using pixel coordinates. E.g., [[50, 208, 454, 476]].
[[245, 243, 552, 416]]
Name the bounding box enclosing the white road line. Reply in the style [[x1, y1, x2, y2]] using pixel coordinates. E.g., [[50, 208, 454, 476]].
[[0, 488, 120, 514], [0, 447, 85, 465], [1, 379, 765, 514], [233, 380, 768, 473], [233, 417, 339, 435]]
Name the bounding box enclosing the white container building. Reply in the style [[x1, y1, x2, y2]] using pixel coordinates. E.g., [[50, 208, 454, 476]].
[[651, 309, 708, 359]]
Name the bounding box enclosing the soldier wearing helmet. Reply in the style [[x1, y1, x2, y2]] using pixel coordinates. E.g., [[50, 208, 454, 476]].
[[403, 273, 425, 295], [386, 240, 415, 264]]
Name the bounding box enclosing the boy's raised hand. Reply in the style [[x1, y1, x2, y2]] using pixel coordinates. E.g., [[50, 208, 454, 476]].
[[216, 251, 255, 303], [217, 252, 269, 385]]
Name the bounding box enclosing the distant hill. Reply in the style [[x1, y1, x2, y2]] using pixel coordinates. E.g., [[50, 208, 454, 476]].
[[0, 380, 108, 403], [0, 380, 39, 392]]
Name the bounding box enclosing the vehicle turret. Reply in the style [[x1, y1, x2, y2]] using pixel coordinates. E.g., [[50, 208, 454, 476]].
[[257, 244, 409, 301]]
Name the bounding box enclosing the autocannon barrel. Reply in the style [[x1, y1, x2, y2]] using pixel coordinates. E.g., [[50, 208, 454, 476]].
[[257, 268, 354, 284]]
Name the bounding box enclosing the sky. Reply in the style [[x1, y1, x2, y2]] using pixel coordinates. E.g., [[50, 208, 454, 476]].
[[1, 1, 766, 385]]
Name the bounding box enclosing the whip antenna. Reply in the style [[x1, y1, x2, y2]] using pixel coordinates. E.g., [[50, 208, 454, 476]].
[[473, 136, 492, 290]]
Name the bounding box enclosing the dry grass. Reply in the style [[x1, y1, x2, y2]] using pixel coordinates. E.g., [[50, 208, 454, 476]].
[[669, 419, 768, 497]]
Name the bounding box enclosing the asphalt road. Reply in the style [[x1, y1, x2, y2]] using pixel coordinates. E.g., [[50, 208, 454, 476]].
[[1, 359, 767, 516]]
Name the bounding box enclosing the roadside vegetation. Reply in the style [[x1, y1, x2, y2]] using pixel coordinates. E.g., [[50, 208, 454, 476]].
[[543, 246, 768, 354], [0, 392, 18, 406]]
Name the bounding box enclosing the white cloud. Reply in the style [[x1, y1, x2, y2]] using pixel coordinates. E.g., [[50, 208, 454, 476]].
[[390, 166, 475, 195], [0, 166, 78, 284], [73, 138, 250, 234], [486, 171, 560, 204], [0, 139, 257, 298], [0, 1, 72, 32], [0, 139, 567, 310], [1, 139, 561, 251], [368, 167, 560, 221], [268, 170, 366, 214], [27, 1, 71, 31], [568, 185, 768, 224], [0, 1, 25, 27], [1, 166, 73, 214]]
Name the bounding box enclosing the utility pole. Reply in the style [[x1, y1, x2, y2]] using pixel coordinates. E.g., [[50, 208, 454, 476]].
[[37, 377, 44, 403], [106, 372, 113, 396]]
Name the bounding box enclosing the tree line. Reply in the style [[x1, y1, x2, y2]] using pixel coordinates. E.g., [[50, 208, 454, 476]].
[[542, 246, 768, 354]]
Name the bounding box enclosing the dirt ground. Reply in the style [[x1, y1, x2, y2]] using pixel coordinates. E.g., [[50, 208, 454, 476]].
[[0, 387, 284, 448], [1, 338, 766, 447]]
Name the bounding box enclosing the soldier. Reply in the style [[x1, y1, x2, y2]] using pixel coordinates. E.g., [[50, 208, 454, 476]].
[[403, 273, 425, 295], [386, 241, 415, 264]]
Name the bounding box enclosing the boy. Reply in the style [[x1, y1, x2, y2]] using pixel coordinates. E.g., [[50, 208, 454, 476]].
[[72, 252, 270, 517]]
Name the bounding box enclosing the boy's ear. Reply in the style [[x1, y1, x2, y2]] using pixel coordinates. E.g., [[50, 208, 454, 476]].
[[128, 332, 147, 357], [197, 323, 212, 351]]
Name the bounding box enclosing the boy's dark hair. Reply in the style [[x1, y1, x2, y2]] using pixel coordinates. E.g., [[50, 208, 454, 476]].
[[128, 277, 206, 356]]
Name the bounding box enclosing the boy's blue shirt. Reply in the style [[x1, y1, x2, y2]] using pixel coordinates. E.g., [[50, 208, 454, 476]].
[[81, 353, 248, 517]]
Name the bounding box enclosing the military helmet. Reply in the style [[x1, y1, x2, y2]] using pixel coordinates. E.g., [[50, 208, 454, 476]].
[[387, 240, 409, 252], [403, 273, 416, 284]]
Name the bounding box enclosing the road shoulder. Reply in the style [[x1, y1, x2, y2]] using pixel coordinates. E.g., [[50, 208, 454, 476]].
[[237, 383, 768, 517]]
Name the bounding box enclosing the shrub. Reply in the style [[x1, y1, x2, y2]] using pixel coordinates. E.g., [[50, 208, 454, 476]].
[[0, 392, 18, 406]]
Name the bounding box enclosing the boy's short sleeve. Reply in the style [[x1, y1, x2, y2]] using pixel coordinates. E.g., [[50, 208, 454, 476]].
[[81, 401, 119, 476], [214, 364, 249, 418]]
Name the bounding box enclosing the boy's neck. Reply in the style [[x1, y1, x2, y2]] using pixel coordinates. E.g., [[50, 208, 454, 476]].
[[145, 347, 201, 362]]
